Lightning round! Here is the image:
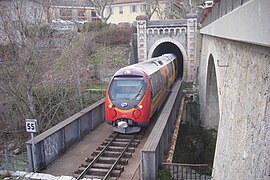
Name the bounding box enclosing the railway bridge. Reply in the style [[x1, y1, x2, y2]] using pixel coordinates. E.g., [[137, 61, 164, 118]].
[[24, 0, 269, 179]]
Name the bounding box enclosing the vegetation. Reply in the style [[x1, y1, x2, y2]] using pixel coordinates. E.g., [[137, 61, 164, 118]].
[[0, 1, 132, 170], [173, 124, 217, 167], [158, 169, 173, 180]]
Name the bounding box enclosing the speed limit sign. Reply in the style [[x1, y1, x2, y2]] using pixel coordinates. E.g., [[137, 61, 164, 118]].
[[26, 119, 38, 133]]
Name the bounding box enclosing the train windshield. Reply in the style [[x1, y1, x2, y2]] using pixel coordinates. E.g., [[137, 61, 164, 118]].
[[109, 77, 146, 101]]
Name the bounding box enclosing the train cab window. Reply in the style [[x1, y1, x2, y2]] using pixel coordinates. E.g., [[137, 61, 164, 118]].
[[109, 77, 146, 101]]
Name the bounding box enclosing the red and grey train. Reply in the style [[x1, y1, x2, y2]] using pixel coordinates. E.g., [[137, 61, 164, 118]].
[[105, 53, 179, 133]]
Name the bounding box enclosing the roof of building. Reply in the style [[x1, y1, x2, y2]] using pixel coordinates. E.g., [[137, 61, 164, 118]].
[[49, 0, 92, 7], [47, 0, 168, 7]]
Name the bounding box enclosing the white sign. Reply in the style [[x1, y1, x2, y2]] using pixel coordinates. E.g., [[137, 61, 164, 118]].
[[26, 119, 38, 133]]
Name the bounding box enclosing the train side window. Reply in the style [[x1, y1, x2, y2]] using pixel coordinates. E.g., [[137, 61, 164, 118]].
[[157, 72, 163, 89], [150, 76, 155, 99], [150, 73, 157, 99], [158, 61, 163, 65], [168, 63, 173, 77]]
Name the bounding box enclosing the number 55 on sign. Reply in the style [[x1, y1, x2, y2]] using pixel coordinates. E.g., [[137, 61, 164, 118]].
[[26, 119, 38, 133]]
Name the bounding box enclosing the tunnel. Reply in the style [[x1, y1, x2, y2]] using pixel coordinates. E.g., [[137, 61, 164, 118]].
[[150, 42, 184, 79]]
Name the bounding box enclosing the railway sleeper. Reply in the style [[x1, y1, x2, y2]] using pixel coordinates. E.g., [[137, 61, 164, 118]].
[[80, 174, 117, 180], [92, 150, 132, 158], [135, 134, 144, 140], [114, 139, 140, 145], [97, 146, 136, 153], [115, 134, 134, 138], [86, 168, 122, 177], [106, 141, 138, 147], [85, 155, 128, 164], [105, 138, 134, 143], [77, 165, 123, 173], [93, 163, 124, 171], [97, 157, 128, 165], [78, 163, 123, 171], [73, 171, 117, 180], [85, 157, 94, 163]]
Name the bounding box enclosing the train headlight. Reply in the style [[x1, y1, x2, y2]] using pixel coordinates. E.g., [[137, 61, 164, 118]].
[[108, 104, 115, 109], [133, 109, 141, 119], [110, 109, 117, 118], [134, 105, 143, 109]]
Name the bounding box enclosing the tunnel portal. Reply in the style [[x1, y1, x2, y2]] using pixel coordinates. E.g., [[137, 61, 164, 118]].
[[150, 42, 184, 79]]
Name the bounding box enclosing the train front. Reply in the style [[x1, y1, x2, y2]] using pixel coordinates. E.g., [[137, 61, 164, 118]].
[[105, 68, 151, 134]]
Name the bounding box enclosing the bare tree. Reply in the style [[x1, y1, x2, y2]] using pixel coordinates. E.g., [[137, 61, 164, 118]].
[[0, 0, 48, 117], [144, 0, 159, 20], [0, 0, 56, 136], [86, 0, 113, 23]]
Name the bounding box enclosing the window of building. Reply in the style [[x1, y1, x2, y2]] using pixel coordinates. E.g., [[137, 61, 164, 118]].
[[91, 11, 97, 17], [60, 8, 72, 20], [140, 4, 146, 12], [119, 6, 123, 14], [78, 9, 86, 17], [78, 9, 86, 21], [130, 5, 137, 13]]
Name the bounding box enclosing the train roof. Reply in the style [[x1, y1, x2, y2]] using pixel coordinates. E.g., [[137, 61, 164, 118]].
[[128, 53, 176, 75]]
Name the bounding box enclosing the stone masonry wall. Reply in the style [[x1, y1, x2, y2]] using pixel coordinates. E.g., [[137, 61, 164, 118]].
[[198, 35, 270, 179]]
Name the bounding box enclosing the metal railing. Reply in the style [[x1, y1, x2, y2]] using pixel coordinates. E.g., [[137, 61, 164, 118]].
[[202, 0, 251, 27], [162, 163, 213, 180]]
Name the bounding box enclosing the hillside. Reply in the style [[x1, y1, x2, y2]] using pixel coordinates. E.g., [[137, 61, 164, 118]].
[[0, 27, 132, 171]]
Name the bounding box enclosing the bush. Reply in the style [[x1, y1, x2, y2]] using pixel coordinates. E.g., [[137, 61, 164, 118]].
[[95, 27, 133, 46], [158, 169, 173, 180], [80, 21, 109, 32]]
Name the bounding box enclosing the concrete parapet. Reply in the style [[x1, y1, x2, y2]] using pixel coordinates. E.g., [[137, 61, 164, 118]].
[[141, 80, 183, 179]]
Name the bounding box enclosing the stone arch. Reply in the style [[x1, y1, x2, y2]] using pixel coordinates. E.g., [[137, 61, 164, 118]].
[[205, 54, 220, 129], [148, 37, 188, 79]]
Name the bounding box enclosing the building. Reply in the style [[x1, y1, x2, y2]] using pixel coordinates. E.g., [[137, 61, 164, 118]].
[[47, 0, 183, 25], [106, 0, 183, 24], [48, 0, 99, 23]]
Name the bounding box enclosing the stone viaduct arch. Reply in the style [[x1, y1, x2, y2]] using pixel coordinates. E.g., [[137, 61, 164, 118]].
[[205, 54, 220, 129]]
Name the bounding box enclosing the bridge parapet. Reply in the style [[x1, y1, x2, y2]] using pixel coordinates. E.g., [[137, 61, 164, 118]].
[[25, 99, 105, 172], [201, 0, 270, 47]]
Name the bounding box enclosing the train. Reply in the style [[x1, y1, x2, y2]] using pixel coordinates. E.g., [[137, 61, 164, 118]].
[[105, 53, 179, 133]]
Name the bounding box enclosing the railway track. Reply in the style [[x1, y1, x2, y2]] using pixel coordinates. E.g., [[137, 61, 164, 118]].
[[74, 132, 143, 180]]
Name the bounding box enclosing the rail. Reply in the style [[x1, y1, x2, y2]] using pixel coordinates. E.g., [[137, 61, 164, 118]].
[[202, 0, 251, 27], [25, 98, 105, 172], [75, 132, 141, 179]]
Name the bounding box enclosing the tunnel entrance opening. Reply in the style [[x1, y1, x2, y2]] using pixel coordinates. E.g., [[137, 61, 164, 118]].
[[151, 42, 183, 79]]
